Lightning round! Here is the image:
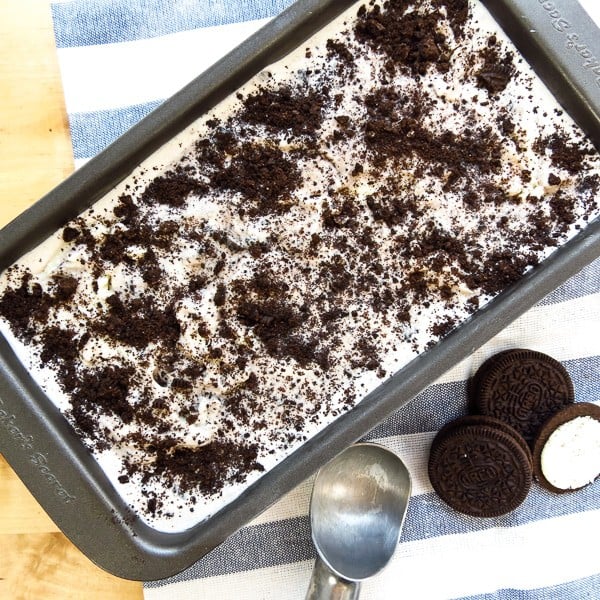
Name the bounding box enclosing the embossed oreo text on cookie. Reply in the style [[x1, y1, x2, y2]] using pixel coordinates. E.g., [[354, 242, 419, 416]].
[[473, 349, 574, 445], [428, 422, 532, 517]]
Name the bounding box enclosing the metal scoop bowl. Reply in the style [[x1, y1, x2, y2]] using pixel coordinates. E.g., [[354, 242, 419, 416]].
[[305, 442, 412, 600]]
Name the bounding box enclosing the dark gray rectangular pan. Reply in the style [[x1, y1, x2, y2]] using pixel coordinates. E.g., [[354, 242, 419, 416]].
[[0, 0, 599, 581]]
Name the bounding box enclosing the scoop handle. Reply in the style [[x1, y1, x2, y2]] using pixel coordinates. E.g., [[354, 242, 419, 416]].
[[305, 556, 360, 600]]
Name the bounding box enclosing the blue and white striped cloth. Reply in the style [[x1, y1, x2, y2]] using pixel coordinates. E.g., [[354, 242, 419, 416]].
[[49, 1, 600, 598]]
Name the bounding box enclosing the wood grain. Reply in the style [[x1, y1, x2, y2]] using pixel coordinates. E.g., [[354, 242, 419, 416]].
[[0, 456, 58, 535], [0, 0, 74, 224], [0, 532, 143, 599], [0, 1, 143, 598]]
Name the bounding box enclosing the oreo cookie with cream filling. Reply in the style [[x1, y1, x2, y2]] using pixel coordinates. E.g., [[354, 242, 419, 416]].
[[472, 349, 574, 445], [533, 402, 600, 493]]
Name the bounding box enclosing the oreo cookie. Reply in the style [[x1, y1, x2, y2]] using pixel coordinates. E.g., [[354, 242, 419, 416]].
[[437, 414, 533, 467], [428, 416, 532, 517], [467, 349, 515, 412], [533, 402, 600, 494], [472, 349, 574, 445]]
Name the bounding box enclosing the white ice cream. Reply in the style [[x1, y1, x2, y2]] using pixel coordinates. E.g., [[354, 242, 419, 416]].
[[0, 0, 599, 532]]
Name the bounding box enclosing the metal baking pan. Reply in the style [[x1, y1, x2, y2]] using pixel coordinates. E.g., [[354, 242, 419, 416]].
[[0, 0, 599, 581]]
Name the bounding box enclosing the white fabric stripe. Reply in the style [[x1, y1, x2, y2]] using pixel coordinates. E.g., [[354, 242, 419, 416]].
[[144, 510, 600, 600], [56, 18, 270, 113], [365, 510, 600, 600], [73, 157, 90, 169], [144, 559, 314, 600], [436, 292, 600, 386], [581, 0, 600, 23]]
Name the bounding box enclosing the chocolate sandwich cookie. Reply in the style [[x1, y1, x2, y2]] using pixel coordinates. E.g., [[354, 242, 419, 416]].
[[472, 349, 574, 445], [436, 415, 532, 467], [428, 417, 532, 517], [467, 350, 516, 412], [533, 402, 600, 494]]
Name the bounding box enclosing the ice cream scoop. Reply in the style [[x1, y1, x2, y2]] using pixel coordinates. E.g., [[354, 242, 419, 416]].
[[305, 442, 411, 600]]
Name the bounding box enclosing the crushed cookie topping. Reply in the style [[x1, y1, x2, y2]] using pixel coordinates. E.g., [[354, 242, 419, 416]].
[[0, 0, 598, 528]]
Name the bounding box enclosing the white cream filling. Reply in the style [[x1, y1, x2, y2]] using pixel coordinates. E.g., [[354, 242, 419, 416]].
[[541, 416, 600, 490]]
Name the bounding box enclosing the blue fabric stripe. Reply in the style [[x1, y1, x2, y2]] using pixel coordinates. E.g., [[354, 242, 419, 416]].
[[51, 0, 294, 48], [537, 256, 600, 306], [460, 572, 600, 600], [68, 100, 163, 159], [145, 482, 600, 585], [364, 355, 599, 440], [401, 481, 599, 543]]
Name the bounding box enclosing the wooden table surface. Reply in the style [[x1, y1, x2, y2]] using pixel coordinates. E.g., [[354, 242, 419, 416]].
[[0, 1, 143, 598]]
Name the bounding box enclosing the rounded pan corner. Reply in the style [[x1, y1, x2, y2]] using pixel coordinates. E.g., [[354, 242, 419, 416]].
[[480, 0, 600, 149]]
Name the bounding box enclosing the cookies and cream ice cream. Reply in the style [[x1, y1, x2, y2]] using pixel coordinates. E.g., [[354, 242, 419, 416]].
[[1, 0, 599, 531]]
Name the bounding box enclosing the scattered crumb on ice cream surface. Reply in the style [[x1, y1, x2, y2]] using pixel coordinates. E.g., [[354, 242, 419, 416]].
[[0, 0, 599, 531]]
